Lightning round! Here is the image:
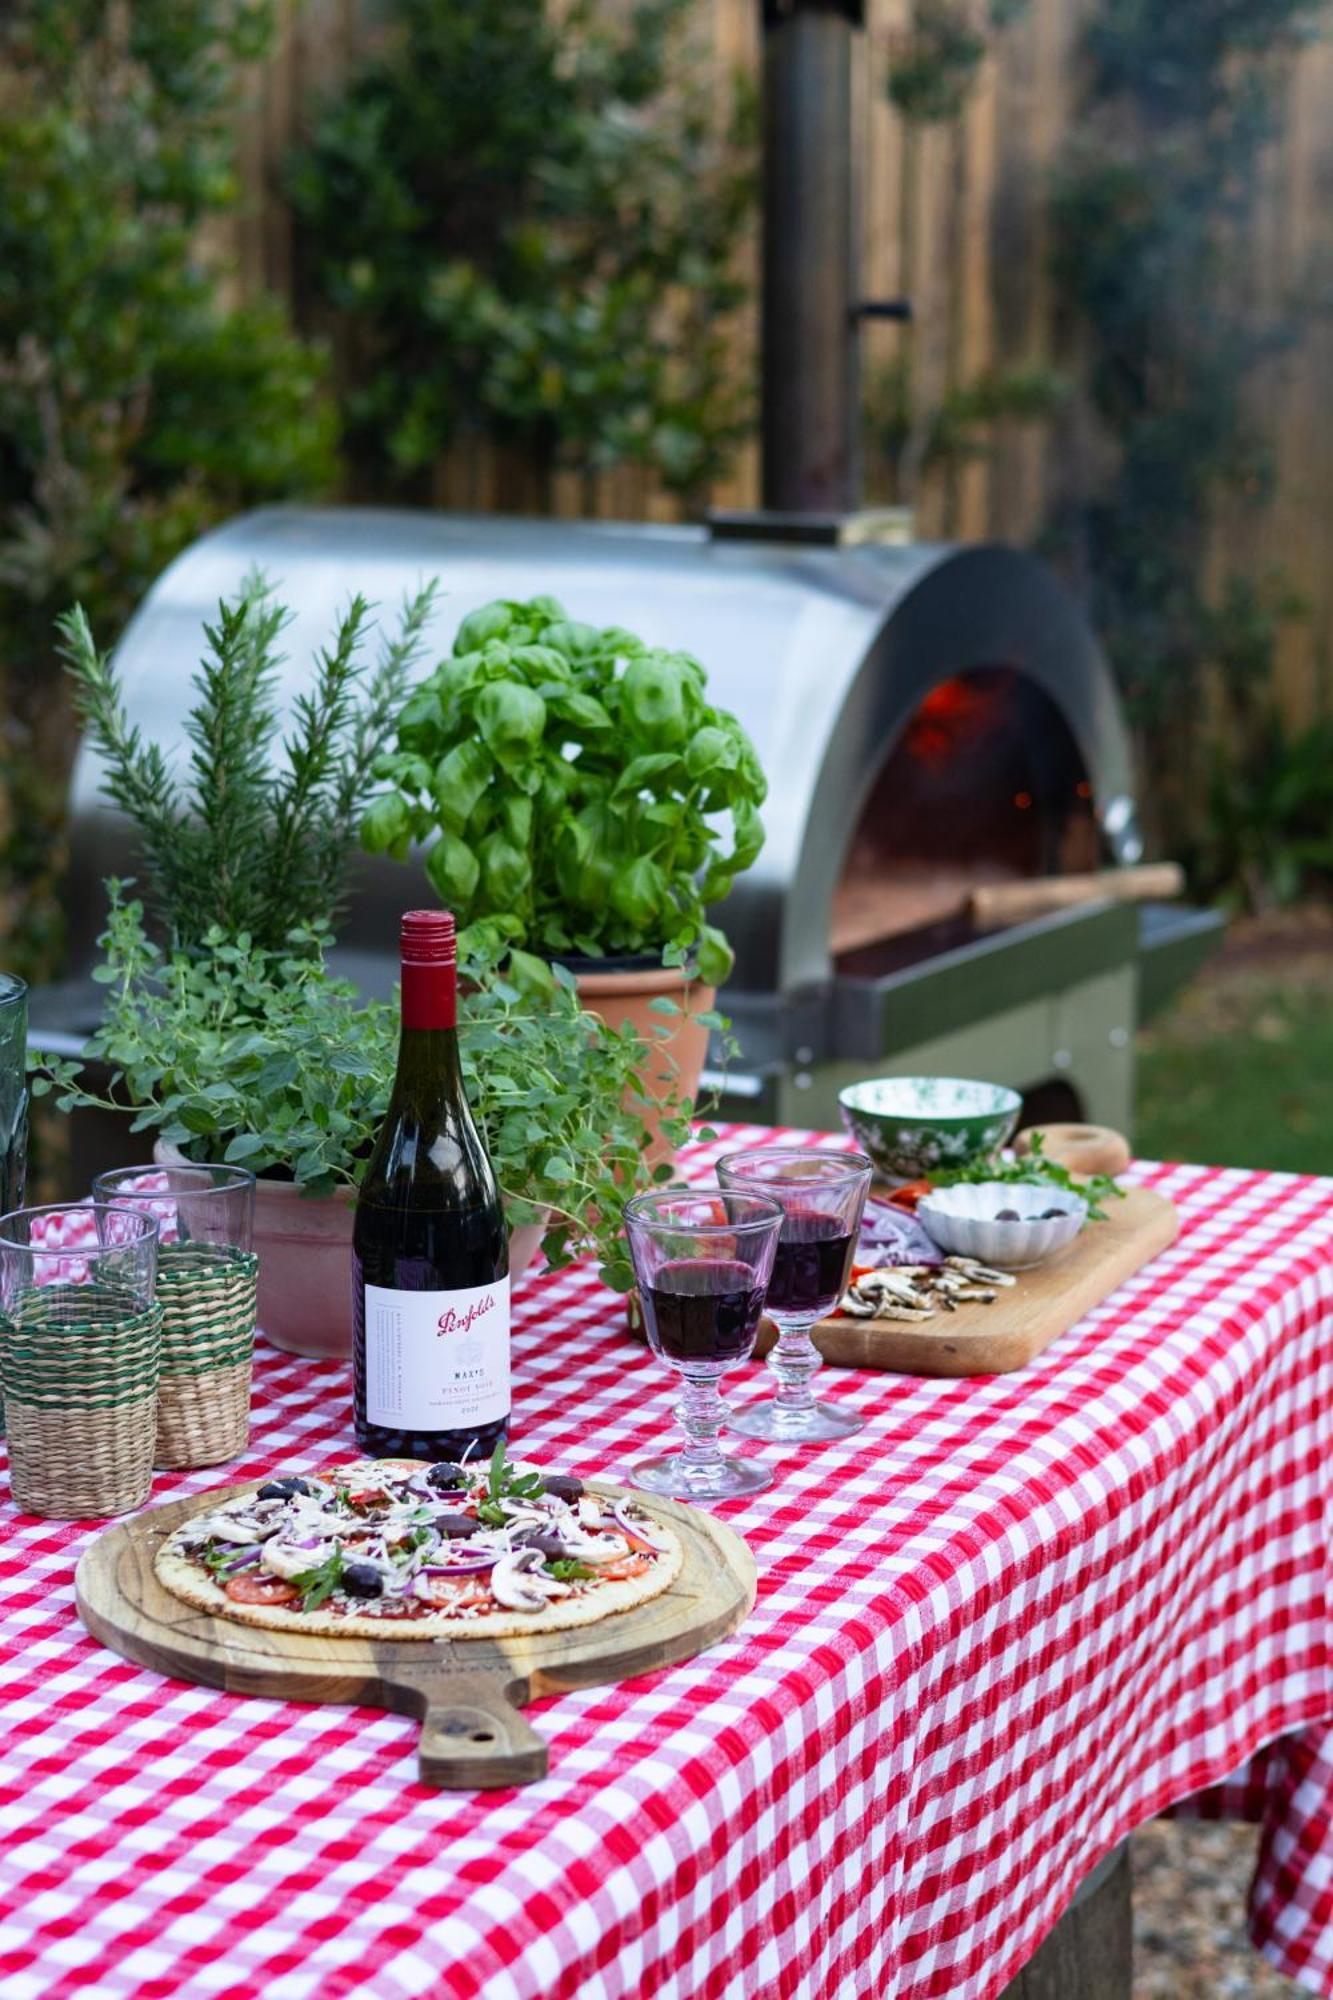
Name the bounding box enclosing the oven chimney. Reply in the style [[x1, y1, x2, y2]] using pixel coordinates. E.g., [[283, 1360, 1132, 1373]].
[[761, 0, 862, 514], [720, 0, 909, 540]]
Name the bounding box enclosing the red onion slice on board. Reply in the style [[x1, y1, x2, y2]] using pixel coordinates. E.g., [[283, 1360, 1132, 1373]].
[[856, 1197, 944, 1267]]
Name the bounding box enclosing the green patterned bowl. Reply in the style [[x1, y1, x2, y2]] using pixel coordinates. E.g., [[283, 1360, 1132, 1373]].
[[837, 1076, 1022, 1186]]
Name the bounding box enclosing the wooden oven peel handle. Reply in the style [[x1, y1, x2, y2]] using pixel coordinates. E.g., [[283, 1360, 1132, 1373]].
[[970, 864, 1184, 931]]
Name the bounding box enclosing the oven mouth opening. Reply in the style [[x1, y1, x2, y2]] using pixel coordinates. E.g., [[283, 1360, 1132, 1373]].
[[831, 667, 1101, 972]]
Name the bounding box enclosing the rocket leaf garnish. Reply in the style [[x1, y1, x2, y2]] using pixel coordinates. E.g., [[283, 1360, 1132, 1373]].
[[291, 1545, 346, 1612], [930, 1132, 1125, 1222]]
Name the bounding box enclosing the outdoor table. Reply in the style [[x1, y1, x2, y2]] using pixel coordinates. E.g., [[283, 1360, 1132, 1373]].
[[1, 1123, 1331, 2000]]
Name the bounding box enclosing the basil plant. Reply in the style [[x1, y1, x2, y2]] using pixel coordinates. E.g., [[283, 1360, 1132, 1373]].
[[361, 597, 767, 989]]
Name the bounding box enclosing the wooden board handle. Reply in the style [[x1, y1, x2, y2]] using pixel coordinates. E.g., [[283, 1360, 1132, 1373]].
[[970, 865, 1184, 932], [394, 1669, 549, 1789], [1015, 1123, 1131, 1177]]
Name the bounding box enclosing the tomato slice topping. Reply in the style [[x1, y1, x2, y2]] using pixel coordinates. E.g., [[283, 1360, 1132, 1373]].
[[414, 1577, 494, 1612], [618, 1528, 662, 1557], [599, 1554, 654, 1582], [225, 1573, 300, 1606]]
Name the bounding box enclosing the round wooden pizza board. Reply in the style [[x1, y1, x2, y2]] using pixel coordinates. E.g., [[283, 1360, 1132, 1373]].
[[75, 1481, 756, 1791]]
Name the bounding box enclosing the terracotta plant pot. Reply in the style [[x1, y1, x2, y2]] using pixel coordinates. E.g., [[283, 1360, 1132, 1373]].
[[571, 960, 714, 1165], [155, 1141, 545, 1361]]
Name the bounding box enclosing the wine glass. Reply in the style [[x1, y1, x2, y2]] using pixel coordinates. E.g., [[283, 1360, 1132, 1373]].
[[623, 1188, 783, 1501], [716, 1147, 873, 1444]]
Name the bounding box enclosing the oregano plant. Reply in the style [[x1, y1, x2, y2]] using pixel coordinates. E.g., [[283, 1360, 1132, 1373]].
[[31, 885, 698, 1292]]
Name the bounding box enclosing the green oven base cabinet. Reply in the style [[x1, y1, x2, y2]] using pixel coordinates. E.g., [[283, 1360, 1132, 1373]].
[[710, 900, 1223, 1143], [782, 963, 1137, 1137]]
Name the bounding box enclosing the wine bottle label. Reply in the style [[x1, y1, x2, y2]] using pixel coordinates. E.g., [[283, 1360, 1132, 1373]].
[[363, 1277, 511, 1431]]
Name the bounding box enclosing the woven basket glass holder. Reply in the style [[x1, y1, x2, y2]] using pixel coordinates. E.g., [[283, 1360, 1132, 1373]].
[[152, 1244, 259, 1468], [92, 1167, 258, 1470], [0, 1204, 161, 1520]]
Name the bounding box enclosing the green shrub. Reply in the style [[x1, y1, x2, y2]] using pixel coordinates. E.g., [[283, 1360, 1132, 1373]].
[[1048, 0, 1325, 853], [288, 0, 754, 511], [0, 0, 337, 978]]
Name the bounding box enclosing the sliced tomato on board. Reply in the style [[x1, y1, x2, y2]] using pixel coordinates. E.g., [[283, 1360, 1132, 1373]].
[[225, 1574, 300, 1607], [884, 1180, 933, 1211]]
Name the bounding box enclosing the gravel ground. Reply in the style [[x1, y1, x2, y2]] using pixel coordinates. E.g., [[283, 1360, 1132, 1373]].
[[1134, 1821, 1307, 1996]]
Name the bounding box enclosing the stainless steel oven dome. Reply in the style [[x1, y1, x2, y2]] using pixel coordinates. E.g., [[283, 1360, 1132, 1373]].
[[65, 505, 1140, 999]]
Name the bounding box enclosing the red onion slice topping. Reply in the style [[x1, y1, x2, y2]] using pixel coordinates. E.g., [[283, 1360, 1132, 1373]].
[[611, 1502, 672, 1553]]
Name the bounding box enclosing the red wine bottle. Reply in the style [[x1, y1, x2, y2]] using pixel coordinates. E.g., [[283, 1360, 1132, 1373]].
[[352, 910, 509, 1462]]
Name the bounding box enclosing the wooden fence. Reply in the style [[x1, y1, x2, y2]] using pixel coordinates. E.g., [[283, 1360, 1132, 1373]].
[[229, 0, 1333, 724]]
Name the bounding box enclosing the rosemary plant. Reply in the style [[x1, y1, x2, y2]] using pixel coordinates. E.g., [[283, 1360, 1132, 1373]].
[[57, 575, 438, 951]]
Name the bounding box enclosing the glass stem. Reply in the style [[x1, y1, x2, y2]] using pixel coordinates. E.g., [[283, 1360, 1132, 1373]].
[[769, 1319, 821, 1414], [677, 1372, 728, 1473]]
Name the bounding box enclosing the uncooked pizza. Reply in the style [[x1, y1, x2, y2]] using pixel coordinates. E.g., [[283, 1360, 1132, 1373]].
[[155, 1446, 683, 1640]]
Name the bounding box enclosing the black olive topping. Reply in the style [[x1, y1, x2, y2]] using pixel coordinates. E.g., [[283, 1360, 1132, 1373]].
[[342, 1562, 384, 1598], [257, 1477, 313, 1501], [516, 1530, 567, 1560], [540, 1473, 583, 1503], [995, 1209, 1020, 1223], [432, 1511, 479, 1539], [426, 1462, 468, 1492]]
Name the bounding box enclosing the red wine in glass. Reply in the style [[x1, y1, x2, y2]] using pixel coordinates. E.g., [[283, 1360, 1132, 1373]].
[[622, 1187, 783, 1500], [716, 1146, 873, 1444], [640, 1258, 766, 1366], [765, 1213, 857, 1320]]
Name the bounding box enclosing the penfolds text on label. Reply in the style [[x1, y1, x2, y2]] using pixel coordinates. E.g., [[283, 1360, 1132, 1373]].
[[436, 1292, 497, 1338]]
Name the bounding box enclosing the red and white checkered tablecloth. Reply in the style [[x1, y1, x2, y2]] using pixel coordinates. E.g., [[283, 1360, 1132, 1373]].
[[1, 1125, 1331, 2000]]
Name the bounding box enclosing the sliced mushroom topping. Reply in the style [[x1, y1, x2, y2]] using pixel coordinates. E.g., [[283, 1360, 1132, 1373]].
[[489, 1549, 572, 1611], [261, 1539, 335, 1581], [557, 1530, 631, 1567], [195, 1511, 271, 1546]]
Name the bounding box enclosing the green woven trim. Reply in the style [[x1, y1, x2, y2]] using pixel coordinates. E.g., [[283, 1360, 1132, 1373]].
[[4, 1282, 157, 1336], [4, 1380, 161, 1412], [157, 1244, 258, 1284], [160, 1346, 254, 1381], [156, 1248, 257, 1360], [1, 1292, 162, 1401]]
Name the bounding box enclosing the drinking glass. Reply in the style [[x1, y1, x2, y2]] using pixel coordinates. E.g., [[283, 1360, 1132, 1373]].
[[716, 1148, 873, 1443], [623, 1188, 783, 1501], [0, 1202, 160, 1516], [0, 976, 28, 1216], [92, 1163, 255, 1256]]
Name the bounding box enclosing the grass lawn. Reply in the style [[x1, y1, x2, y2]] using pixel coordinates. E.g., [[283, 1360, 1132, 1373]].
[[1135, 910, 1333, 1175]]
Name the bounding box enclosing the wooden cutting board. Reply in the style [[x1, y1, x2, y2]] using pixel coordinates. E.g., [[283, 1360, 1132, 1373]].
[[75, 1482, 755, 1790], [755, 1183, 1179, 1377]]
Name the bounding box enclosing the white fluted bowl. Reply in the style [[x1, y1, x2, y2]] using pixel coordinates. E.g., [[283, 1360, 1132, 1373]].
[[916, 1182, 1088, 1269]]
